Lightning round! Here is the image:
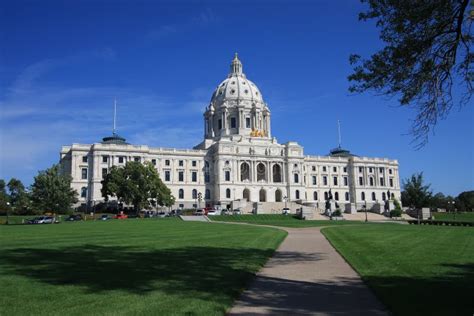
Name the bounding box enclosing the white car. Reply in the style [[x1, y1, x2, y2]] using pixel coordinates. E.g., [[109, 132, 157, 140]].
[[36, 216, 55, 224], [206, 209, 219, 216], [282, 208, 291, 215]]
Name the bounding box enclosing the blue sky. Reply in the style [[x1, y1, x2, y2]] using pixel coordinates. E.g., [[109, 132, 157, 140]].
[[1, 0, 473, 196]]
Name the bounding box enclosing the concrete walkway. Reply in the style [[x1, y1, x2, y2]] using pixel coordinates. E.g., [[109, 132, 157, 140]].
[[228, 227, 388, 315]]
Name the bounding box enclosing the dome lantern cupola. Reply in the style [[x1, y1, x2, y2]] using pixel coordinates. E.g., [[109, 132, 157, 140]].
[[229, 53, 244, 77]]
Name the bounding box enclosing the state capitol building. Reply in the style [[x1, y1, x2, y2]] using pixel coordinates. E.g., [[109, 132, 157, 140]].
[[60, 54, 401, 213]]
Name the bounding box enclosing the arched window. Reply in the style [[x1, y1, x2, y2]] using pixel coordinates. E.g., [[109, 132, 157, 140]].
[[369, 177, 374, 186], [205, 189, 210, 200], [259, 189, 266, 202], [272, 164, 282, 183], [192, 189, 197, 199], [345, 192, 349, 201], [372, 192, 376, 201], [226, 188, 231, 199], [313, 191, 318, 201], [324, 191, 328, 200], [179, 189, 184, 199], [80, 187, 87, 198], [382, 192, 386, 201], [257, 163, 266, 181], [361, 192, 366, 201], [294, 173, 299, 183], [240, 162, 250, 181], [335, 192, 339, 201], [295, 190, 300, 200], [275, 189, 282, 202], [243, 188, 250, 201]]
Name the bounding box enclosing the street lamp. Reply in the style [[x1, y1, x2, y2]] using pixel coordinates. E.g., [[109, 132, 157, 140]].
[[448, 200, 456, 220], [6, 202, 10, 225], [364, 200, 368, 222], [197, 192, 202, 210], [284, 196, 288, 209]]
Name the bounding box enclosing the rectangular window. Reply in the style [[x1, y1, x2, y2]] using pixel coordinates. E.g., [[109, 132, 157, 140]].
[[359, 167, 363, 173], [230, 117, 236, 128], [179, 160, 184, 167], [119, 156, 124, 163], [379, 167, 384, 173], [218, 119, 222, 130], [343, 167, 347, 173], [134, 157, 140, 162], [312, 176, 317, 185], [359, 177, 363, 185], [102, 156, 108, 163], [333, 166, 337, 173], [380, 177, 384, 186], [390, 178, 394, 187], [323, 176, 328, 185], [225, 171, 230, 181], [389, 169, 393, 175], [82, 156, 88, 163], [369, 167, 373, 173], [246, 117, 251, 128], [81, 168, 88, 180], [323, 166, 327, 172], [192, 160, 197, 167], [165, 171, 170, 181], [312, 166, 316, 171], [205, 173, 210, 183], [102, 168, 108, 179], [333, 177, 338, 186], [165, 159, 170, 166], [178, 171, 184, 182], [179, 204, 184, 209], [151, 159, 156, 165], [344, 176, 348, 186], [192, 172, 197, 182]]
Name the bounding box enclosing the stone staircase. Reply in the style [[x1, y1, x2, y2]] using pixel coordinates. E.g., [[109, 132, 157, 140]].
[[179, 215, 210, 222]]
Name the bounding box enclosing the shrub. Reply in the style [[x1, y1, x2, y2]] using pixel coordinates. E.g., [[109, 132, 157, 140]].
[[390, 209, 402, 217], [332, 209, 342, 217]]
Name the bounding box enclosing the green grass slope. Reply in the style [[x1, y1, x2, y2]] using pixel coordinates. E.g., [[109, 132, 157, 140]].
[[0, 219, 286, 315], [322, 224, 474, 316], [211, 214, 356, 227]]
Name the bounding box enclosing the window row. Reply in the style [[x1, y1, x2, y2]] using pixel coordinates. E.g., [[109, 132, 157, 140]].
[[178, 189, 210, 200]]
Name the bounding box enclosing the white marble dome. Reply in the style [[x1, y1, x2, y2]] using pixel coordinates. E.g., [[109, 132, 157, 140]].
[[210, 54, 264, 106]]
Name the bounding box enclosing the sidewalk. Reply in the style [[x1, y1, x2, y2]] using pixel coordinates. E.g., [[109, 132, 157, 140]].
[[228, 227, 388, 315]]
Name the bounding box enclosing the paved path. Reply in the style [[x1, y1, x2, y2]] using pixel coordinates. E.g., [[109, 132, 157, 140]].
[[228, 227, 388, 315]]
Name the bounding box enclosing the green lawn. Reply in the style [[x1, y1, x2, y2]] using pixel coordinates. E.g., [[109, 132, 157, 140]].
[[322, 224, 474, 316], [0, 218, 286, 315], [211, 214, 357, 227], [431, 212, 474, 222]]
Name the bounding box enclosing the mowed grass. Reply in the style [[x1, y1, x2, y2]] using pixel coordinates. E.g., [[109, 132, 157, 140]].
[[432, 212, 474, 222], [211, 214, 356, 227], [0, 218, 287, 315], [322, 224, 474, 316]]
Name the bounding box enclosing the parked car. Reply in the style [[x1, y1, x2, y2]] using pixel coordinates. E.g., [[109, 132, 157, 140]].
[[127, 214, 140, 219], [194, 209, 204, 216], [282, 208, 290, 215], [206, 209, 219, 216], [66, 214, 83, 221], [114, 214, 128, 219], [26, 217, 41, 224], [156, 212, 167, 218], [36, 216, 55, 224], [232, 209, 241, 215], [100, 214, 110, 220]]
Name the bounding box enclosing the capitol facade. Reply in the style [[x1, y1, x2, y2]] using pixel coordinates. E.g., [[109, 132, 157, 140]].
[[60, 54, 401, 213]]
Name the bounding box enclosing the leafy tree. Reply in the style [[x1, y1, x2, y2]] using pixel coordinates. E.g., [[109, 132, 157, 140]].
[[0, 179, 10, 212], [101, 161, 175, 213], [429, 192, 450, 210], [456, 190, 474, 212], [401, 172, 432, 209], [349, 0, 472, 147], [30, 164, 78, 214], [7, 178, 31, 214]]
